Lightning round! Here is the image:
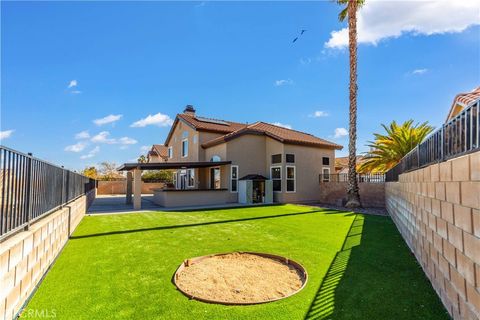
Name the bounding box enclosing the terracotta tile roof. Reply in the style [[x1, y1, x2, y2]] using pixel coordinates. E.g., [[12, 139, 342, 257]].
[[446, 86, 480, 122], [149, 144, 168, 159], [202, 121, 342, 150], [177, 113, 247, 134], [335, 156, 365, 169]]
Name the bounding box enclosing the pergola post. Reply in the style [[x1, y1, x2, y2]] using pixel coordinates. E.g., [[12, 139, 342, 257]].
[[126, 171, 133, 204], [133, 168, 142, 210]]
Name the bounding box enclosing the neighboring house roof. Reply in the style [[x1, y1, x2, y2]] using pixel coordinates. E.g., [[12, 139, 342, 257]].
[[446, 87, 480, 122], [202, 121, 342, 150], [335, 156, 365, 171], [148, 144, 168, 160]]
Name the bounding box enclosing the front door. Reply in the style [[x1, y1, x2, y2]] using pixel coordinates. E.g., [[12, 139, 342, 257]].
[[252, 181, 265, 203], [179, 170, 187, 189], [210, 167, 221, 189]]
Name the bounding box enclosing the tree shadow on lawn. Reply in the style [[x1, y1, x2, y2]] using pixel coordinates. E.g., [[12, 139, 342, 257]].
[[305, 214, 450, 320], [70, 209, 341, 240]]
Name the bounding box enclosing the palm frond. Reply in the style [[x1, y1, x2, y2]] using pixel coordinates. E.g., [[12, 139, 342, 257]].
[[359, 120, 434, 173]]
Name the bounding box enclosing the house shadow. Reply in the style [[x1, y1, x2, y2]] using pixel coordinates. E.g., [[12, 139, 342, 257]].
[[304, 214, 449, 320]]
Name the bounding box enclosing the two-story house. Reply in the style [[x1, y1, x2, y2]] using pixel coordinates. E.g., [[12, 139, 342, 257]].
[[127, 105, 342, 208]]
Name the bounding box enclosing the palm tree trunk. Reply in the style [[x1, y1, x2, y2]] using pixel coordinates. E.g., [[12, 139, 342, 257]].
[[345, 0, 361, 208]]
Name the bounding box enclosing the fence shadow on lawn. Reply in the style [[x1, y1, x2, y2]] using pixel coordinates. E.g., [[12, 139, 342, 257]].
[[304, 214, 449, 320], [70, 209, 341, 240]]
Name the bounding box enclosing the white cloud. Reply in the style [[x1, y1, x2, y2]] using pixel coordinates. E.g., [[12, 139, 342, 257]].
[[65, 142, 87, 152], [334, 127, 348, 138], [70, 90, 82, 94], [325, 0, 480, 49], [68, 80, 77, 88], [140, 145, 151, 153], [272, 122, 292, 129], [411, 68, 428, 75], [0, 130, 14, 140], [130, 113, 173, 128], [75, 130, 90, 139], [274, 79, 293, 86], [93, 114, 123, 126], [118, 137, 138, 145], [91, 131, 116, 144], [309, 110, 329, 118], [80, 146, 100, 159]]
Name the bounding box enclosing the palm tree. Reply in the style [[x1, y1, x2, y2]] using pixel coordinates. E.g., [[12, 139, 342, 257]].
[[358, 120, 434, 173], [337, 0, 365, 208]]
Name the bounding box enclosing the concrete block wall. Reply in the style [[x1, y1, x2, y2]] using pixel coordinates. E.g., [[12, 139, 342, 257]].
[[0, 190, 95, 320], [319, 182, 385, 208], [97, 181, 165, 195], [386, 152, 480, 320]]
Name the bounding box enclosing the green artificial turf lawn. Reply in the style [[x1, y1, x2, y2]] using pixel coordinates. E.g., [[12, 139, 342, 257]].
[[23, 205, 449, 319]]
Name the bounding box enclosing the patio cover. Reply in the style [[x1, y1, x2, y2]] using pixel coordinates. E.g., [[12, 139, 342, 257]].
[[118, 161, 232, 171]]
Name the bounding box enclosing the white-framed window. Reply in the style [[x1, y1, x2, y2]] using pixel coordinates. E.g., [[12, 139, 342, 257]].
[[322, 167, 330, 182], [181, 139, 188, 157], [187, 169, 195, 188], [230, 165, 239, 193], [286, 166, 296, 193], [270, 166, 282, 192], [193, 134, 198, 144], [172, 171, 177, 188], [168, 146, 173, 159]]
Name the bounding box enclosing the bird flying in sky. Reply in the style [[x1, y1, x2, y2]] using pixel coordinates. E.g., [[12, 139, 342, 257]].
[[292, 29, 307, 43]]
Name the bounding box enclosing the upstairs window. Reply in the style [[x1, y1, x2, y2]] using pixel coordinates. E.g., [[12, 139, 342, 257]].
[[271, 154, 282, 164], [168, 146, 173, 159], [182, 131, 189, 139], [286, 154, 295, 163], [322, 157, 330, 166], [211, 155, 221, 162], [182, 139, 188, 157], [271, 166, 282, 192]]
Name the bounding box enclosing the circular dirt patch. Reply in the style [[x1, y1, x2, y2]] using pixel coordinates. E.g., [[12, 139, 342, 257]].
[[173, 252, 307, 305]]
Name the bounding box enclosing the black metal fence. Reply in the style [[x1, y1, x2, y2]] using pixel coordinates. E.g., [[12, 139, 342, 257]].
[[386, 100, 479, 181], [0, 146, 96, 238], [319, 173, 385, 183]]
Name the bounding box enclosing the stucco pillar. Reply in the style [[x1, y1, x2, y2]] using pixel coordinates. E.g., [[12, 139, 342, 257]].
[[133, 168, 142, 210], [126, 171, 133, 204]]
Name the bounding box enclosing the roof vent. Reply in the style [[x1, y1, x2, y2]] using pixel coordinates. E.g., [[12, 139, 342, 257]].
[[184, 105, 196, 116]]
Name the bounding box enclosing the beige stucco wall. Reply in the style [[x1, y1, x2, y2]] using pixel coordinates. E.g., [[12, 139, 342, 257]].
[[166, 120, 200, 162], [0, 190, 95, 320], [281, 144, 335, 203], [385, 152, 480, 320], [152, 190, 235, 207], [202, 134, 337, 203], [227, 135, 267, 178]]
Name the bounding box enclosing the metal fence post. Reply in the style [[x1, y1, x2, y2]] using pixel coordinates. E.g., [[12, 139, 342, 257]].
[[25, 153, 33, 230]]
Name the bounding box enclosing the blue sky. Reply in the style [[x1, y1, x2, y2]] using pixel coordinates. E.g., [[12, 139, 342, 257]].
[[1, 1, 479, 170]]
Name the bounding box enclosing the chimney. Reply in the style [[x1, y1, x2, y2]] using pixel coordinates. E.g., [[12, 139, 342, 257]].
[[183, 105, 196, 116]]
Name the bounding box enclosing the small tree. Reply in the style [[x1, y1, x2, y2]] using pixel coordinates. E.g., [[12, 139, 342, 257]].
[[98, 161, 124, 180], [142, 170, 173, 183], [137, 155, 147, 163], [81, 166, 98, 179]]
